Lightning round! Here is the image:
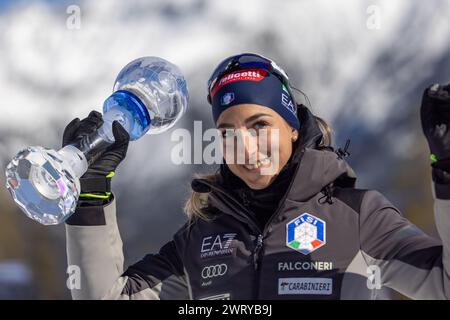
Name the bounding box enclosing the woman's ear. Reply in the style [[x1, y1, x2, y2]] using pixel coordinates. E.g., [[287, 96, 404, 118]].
[[292, 129, 299, 142]]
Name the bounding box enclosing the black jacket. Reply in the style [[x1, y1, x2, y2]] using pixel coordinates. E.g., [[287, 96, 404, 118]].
[[65, 106, 450, 300]]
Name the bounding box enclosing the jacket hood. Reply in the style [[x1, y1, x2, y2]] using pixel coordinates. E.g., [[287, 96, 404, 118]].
[[287, 147, 356, 202], [287, 104, 356, 201]]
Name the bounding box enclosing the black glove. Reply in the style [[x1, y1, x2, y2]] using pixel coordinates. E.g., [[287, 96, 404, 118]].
[[62, 110, 130, 205], [420, 84, 450, 197], [421, 84, 450, 163]]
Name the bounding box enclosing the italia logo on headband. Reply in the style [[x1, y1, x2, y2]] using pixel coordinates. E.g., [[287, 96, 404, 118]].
[[210, 68, 267, 98], [221, 92, 235, 106]]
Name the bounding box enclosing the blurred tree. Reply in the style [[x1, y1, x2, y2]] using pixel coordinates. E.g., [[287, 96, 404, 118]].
[[0, 175, 68, 299]]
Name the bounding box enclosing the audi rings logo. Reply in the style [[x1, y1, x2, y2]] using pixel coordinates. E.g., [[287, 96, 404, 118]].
[[201, 264, 228, 279]]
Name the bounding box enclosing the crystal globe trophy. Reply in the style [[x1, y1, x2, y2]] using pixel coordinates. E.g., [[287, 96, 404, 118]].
[[5, 57, 188, 225]]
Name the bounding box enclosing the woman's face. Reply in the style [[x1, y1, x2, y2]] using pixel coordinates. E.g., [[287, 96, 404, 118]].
[[217, 104, 298, 190]]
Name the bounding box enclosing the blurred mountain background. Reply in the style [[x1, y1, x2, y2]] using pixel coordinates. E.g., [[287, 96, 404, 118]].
[[0, 0, 449, 299]]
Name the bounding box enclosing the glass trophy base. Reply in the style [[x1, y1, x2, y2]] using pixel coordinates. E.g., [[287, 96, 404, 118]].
[[4, 57, 188, 226], [5, 146, 84, 225]]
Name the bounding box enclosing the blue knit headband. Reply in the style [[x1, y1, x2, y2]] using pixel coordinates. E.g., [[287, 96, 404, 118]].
[[210, 68, 300, 130]]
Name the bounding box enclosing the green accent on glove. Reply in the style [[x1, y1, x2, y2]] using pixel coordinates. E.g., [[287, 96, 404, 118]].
[[78, 172, 115, 200], [79, 192, 112, 200], [430, 154, 438, 163]]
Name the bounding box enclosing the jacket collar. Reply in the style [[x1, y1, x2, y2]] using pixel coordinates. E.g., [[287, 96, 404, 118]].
[[191, 146, 357, 234]]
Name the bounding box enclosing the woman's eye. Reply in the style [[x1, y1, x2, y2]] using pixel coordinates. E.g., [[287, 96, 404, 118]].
[[253, 121, 270, 129], [221, 130, 235, 138]]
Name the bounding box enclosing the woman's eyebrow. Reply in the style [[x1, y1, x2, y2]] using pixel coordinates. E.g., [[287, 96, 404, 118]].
[[244, 113, 273, 124], [217, 113, 273, 129], [217, 123, 234, 129]]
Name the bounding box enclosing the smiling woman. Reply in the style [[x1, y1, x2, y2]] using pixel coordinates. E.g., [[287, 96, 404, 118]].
[[64, 53, 450, 300], [184, 104, 333, 221], [185, 52, 333, 221]]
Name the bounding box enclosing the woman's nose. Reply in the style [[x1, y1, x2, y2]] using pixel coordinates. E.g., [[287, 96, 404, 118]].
[[235, 129, 259, 163]]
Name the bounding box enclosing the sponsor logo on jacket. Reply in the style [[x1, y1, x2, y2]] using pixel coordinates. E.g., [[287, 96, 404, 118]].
[[200, 233, 237, 259], [201, 264, 228, 279], [278, 278, 332, 295], [286, 213, 326, 255], [200, 263, 228, 287], [277, 261, 334, 271]]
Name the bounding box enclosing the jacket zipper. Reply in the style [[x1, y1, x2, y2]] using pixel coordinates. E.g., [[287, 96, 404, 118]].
[[253, 234, 264, 270], [252, 234, 264, 299], [251, 148, 306, 299]]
